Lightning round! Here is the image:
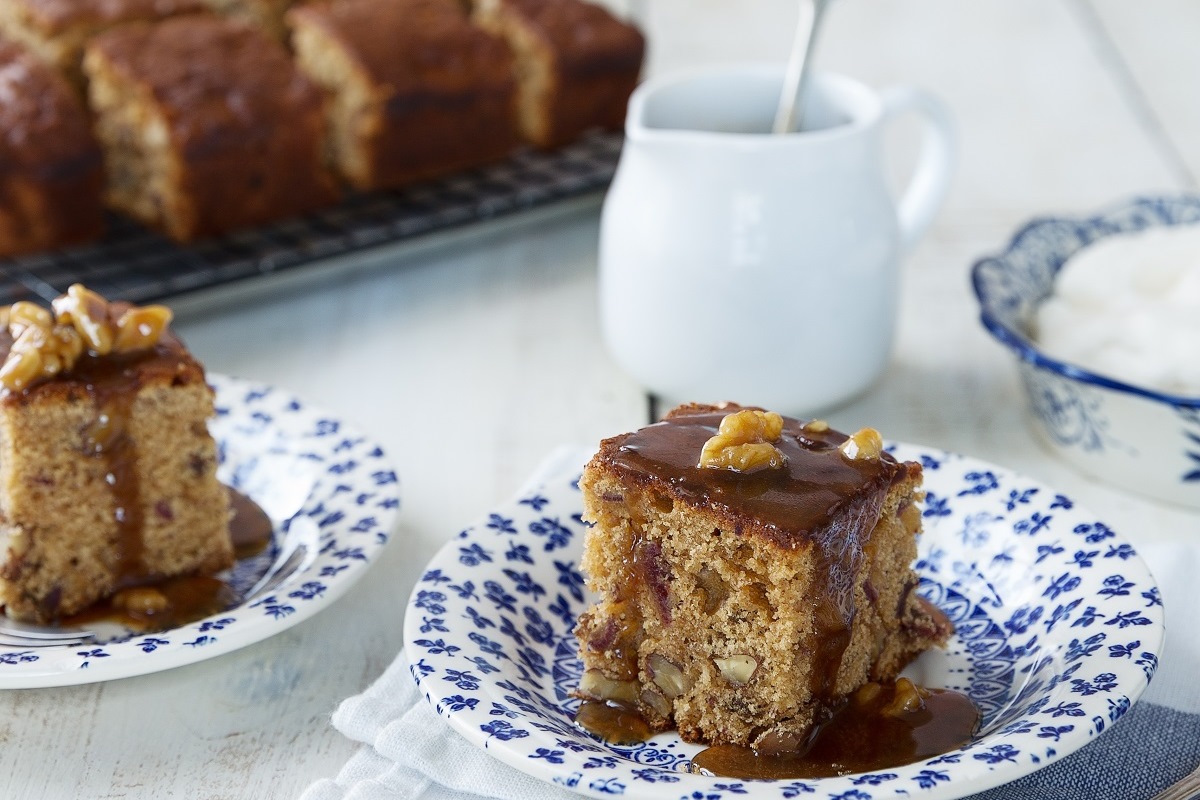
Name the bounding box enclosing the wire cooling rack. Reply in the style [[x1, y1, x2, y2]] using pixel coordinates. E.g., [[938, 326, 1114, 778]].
[[0, 132, 622, 307]]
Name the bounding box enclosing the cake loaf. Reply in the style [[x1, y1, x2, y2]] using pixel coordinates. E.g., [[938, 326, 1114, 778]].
[[0, 36, 104, 257], [0, 285, 232, 623], [472, 0, 643, 149], [574, 403, 951, 750], [83, 14, 339, 242], [289, 0, 519, 191]]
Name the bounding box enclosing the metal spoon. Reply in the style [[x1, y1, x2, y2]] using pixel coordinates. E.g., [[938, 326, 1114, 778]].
[[772, 0, 834, 134]]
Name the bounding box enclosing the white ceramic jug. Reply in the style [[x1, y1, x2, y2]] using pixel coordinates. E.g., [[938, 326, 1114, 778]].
[[598, 65, 955, 414]]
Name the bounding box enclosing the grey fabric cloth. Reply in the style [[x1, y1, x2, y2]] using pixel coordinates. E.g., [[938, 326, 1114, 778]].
[[967, 701, 1200, 799]]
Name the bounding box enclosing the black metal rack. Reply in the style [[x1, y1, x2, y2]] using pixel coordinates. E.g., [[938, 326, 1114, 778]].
[[0, 132, 623, 306]]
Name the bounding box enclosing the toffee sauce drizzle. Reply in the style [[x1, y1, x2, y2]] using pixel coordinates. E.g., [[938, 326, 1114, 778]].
[[65, 486, 273, 632]]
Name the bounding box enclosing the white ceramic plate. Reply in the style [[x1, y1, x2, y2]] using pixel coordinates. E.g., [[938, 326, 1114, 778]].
[[403, 445, 1163, 800], [0, 374, 399, 689]]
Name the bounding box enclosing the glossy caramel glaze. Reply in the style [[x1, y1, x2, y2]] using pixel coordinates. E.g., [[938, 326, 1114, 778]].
[[596, 404, 917, 549], [574, 700, 654, 746], [65, 573, 235, 631], [229, 486, 272, 559]]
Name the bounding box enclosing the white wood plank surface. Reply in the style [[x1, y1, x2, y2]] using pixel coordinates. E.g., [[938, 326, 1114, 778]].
[[2, 3, 1197, 798]]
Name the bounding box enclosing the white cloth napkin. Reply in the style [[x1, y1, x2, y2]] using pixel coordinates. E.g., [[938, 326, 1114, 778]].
[[299, 450, 1200, 800]]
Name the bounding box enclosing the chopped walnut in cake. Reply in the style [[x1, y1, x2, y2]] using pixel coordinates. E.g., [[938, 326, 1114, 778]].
[[698, 408, 787, 472], [0, 285, 173, 392]]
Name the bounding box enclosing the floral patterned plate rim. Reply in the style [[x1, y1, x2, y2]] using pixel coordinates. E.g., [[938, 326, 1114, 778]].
[[0, 373, 400, 689], [403, 444, 1163, 800]]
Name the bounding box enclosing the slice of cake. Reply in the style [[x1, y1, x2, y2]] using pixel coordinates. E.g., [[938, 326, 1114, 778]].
[[574, 403, 951, 751], [289, 0, 519, 191], [83, 14, 339, 242], [0, 36, 104, 257], [0, 285, 232, 624], [0, 0, 204, 91], [471, 0, 644, 149]]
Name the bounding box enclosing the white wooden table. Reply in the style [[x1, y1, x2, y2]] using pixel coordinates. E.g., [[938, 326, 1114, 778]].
[[3, 1, 1197, 797]]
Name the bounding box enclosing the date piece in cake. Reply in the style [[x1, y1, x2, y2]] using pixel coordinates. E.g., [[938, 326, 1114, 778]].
[[0, 37, 104, 257], [574, 403, 951, 751], [0, 285, 232, 624], [289, 0, 519, 191], [472, 0, 644, 149], [83, 15, 339, 242], [0, 0, 203, 90]]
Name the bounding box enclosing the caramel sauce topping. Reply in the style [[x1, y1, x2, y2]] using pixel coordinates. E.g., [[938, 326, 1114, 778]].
[[229, 487, 273, 560], [602, 408, 907, 542]]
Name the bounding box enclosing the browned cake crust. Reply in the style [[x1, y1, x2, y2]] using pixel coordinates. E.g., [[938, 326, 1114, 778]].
[[289, 0, 519, 190], [574, 403, 951, 750], [473, 0, 643, 149], [0, 0, 203, 89], [83, 14, 339, 241], [0, 37, 104, 257], [0, 304, 232, 623], [200, 0, 295, 40]]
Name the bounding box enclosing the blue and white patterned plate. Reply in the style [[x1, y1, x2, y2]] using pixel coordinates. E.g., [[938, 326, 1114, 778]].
[[403, 445, 1163, 800], [0, 374, 400, 689]]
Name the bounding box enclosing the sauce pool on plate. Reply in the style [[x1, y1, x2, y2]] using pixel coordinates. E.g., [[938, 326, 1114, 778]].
[[61, 487, 274, 633], [575, 677, 980, 779]]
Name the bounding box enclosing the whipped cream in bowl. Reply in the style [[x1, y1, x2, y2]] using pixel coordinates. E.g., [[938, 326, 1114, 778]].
[[1035, 225, 1200, 398], [973, 195, 1200, 508]]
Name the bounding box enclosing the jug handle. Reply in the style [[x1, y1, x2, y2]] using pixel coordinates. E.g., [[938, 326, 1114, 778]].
[[880, 86, 957, 255]]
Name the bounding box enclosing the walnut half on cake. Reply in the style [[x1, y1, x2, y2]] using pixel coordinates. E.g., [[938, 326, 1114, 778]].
[[0, 285, 232, 624], [574, 403, 951, 751]]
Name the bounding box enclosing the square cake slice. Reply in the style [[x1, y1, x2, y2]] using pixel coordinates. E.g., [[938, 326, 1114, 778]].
[[0, 0, 204, 91], [574, 404, 951, 751], [471, 0, 644, 149], [83, 14, 339, 242], [0, 286, 232, 624], [0, 36, 104, 257], [289, 0, 519, 191]]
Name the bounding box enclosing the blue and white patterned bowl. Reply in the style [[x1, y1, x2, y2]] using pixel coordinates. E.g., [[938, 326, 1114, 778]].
[[972, 194, 1200, 508], [404, 445, 1163, 800]]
